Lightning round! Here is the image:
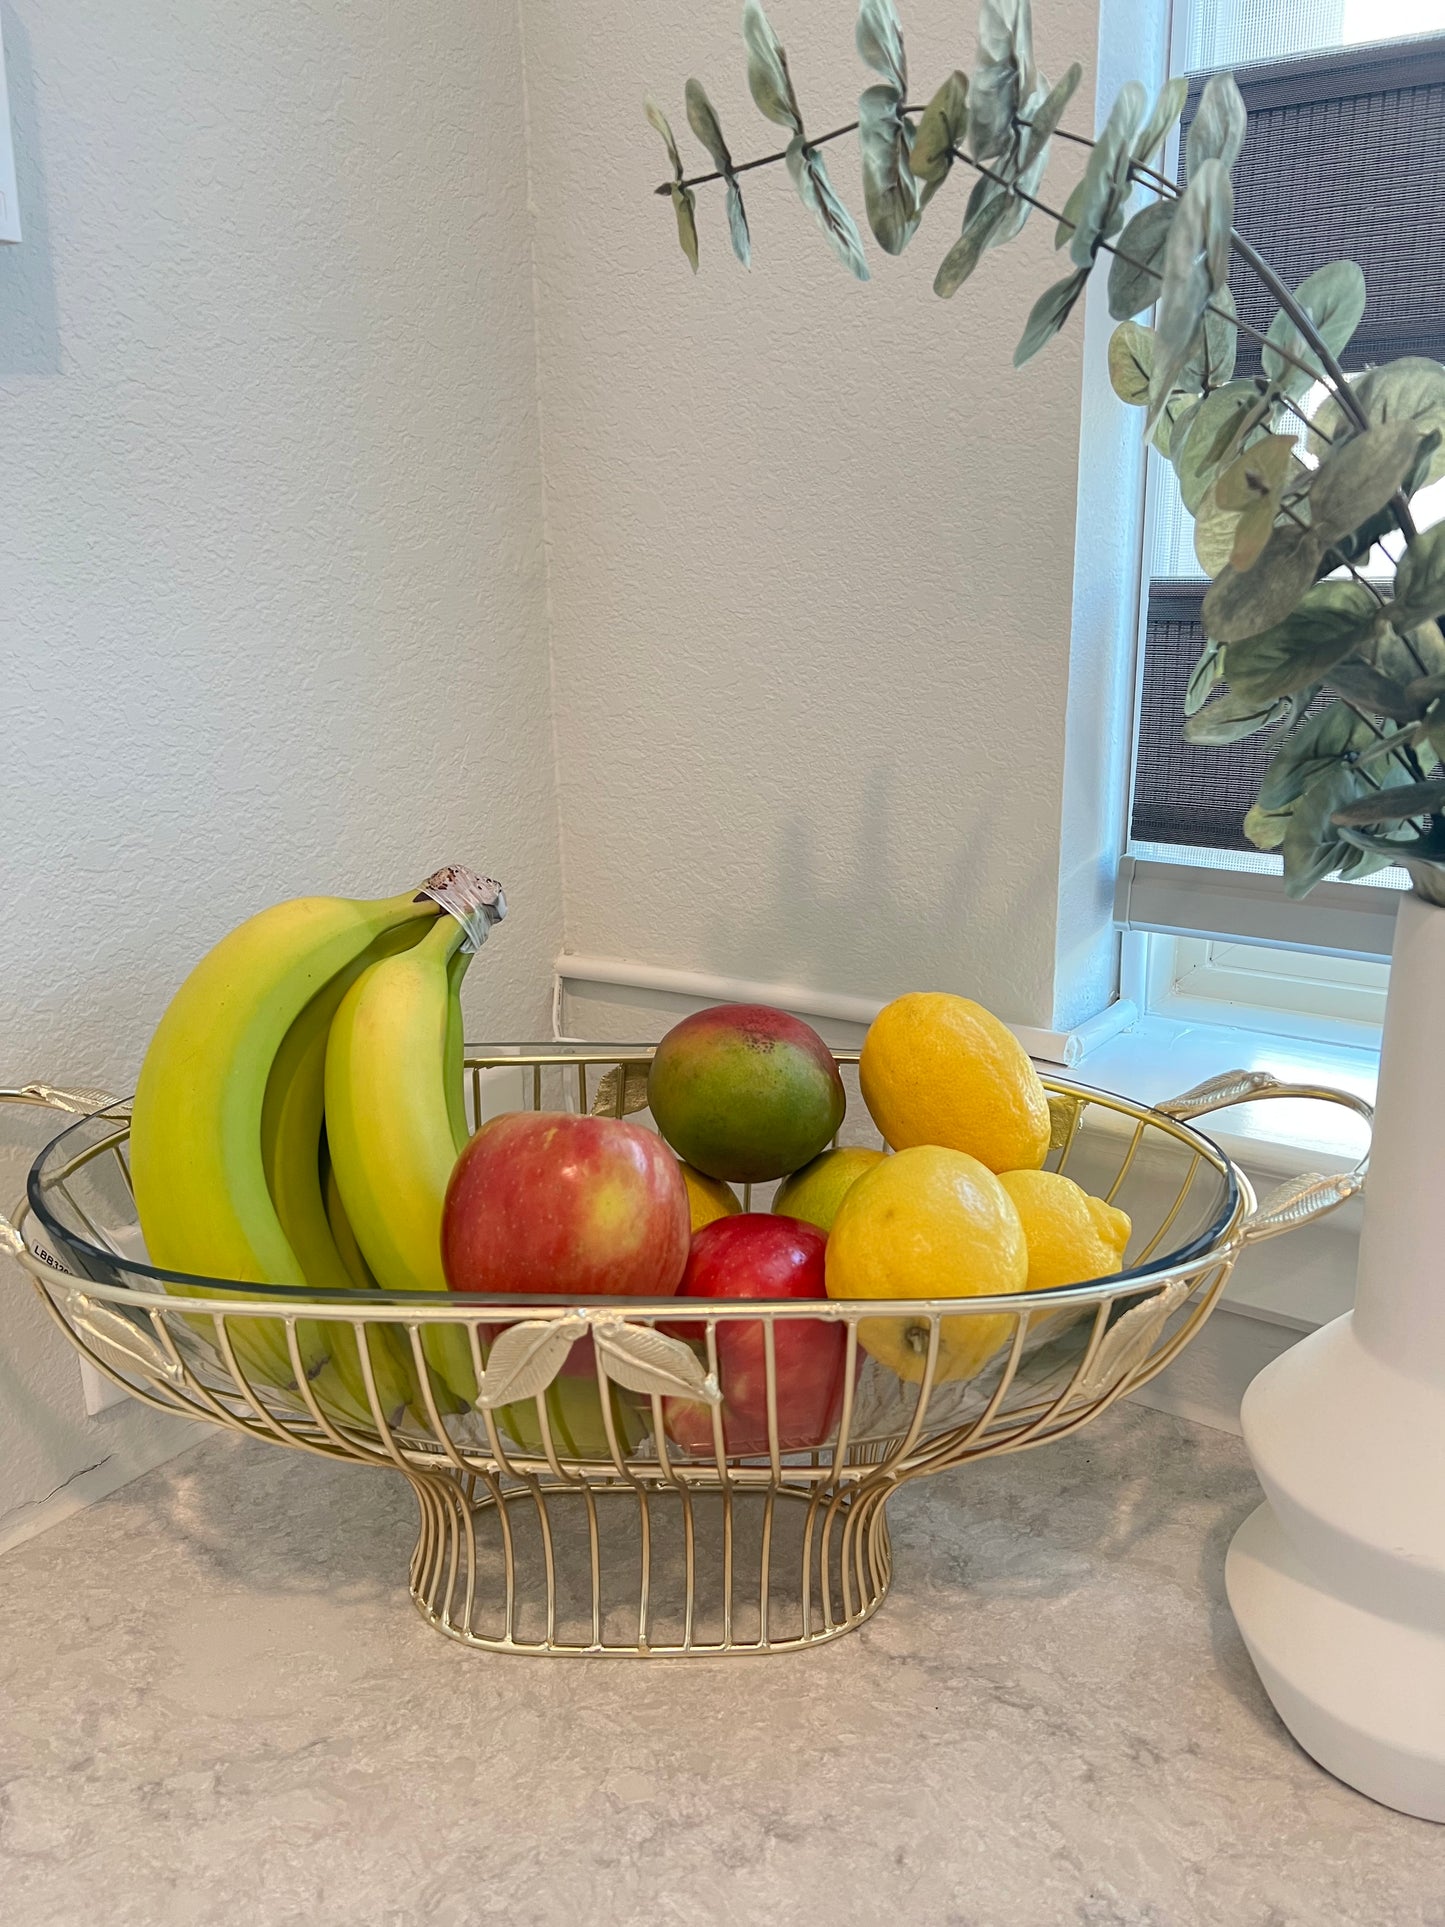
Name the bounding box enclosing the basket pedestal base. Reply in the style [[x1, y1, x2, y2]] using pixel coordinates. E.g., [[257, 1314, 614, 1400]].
[[404, 1465, 895, 1657]]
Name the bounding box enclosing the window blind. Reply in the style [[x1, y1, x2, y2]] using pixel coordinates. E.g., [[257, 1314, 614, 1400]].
[[1128, 33, 1445, 861]]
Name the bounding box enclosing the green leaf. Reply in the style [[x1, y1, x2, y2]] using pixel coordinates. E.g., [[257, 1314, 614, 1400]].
[[1283, 763, 1363, 897], [785, 138, 870, 279], [685, 81, 751, 266], [1202, 521, 1322, 644], [669, 183, 700, 271], [1149, 159, 1232, 425], [1107, 200, 1174, 320], [1331, 779, 1445, 827], [1308, 420, 1420, 544], [859, 84, 921, 254], [1175, 379, 1263, 513], [1014, 268, 1090, 366], [1389, 523, 1445, 629], [1135, 76, 1188, 167], [1328, 660, 1419, 722], [1214, 432, 1300, 571], [1243, 802, 1290, 851], [1337, 827, 1445, 901], [646, 99, 700, 272], [855, 0, 918, 258], [1107, 321, 1153, 405], [1068, 82, 1146, 269], [1261, 261, 1367, 401], [1185, 72, 1247, 175], [1191, 281, 1238, 389], [933, 183, 1010, 295], [969, 0, 1037, 162], [1007, 62, 1081, 230], [1192, 482, 1244, 578], [1225, 581, 1379, 702], [910, 70, 968, 202], [1256, 702, 1377, 811], [1185, 638, 1224, 715], [742, 1, 802, 132], [856, 0, 907, 87], [1183, 686, 1301, 745], [1311, 359, 1445, 490]]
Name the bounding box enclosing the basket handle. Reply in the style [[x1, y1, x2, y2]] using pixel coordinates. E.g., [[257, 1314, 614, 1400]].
[[1156, 1069, 1371, 1244], [0, 1084, 124, 1265]]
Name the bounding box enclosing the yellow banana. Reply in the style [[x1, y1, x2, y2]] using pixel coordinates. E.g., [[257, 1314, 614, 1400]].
[[130, 884, 444, 1391], [325, 911, 479, 1407], [258, 926, 428, 1427]]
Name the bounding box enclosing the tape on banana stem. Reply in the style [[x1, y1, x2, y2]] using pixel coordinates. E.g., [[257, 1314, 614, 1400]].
[[416, 867, 507, 954]]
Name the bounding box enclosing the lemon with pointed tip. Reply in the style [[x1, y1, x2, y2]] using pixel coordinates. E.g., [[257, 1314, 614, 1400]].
[[679, 1161, 742, 1233], [997, 1169, 1132, 1291], [773, 1145, 886, 1234], [825, 1145, 1028, 1385], [860, 992, 1050, 1173]]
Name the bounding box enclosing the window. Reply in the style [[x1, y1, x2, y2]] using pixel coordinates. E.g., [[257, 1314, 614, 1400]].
[[1120, 0, 1445, 1029]]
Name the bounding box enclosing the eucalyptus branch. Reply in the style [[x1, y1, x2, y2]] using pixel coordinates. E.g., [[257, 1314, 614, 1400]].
[[950, 151, 1335, 392], [659, 112, 911, 197]]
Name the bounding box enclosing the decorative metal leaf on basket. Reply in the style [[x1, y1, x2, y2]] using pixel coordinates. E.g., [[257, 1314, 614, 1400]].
[[644, 0, 1445, 908]]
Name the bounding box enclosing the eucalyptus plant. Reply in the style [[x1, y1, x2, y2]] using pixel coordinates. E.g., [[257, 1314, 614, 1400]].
[[646, 0, 1445, 904]]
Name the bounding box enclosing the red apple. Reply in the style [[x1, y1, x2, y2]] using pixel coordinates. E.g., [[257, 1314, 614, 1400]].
[[664, 1214, 845, 1458], [442, 1112, 690, 1302]]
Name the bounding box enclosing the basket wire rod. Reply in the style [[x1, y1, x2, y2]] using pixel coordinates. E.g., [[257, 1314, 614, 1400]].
[[1125, 1259, 1234, 1395], [873, 1313, 943, 1477], [1053, 1098, 1087, 1177], [637, 1486, 654, 1649], [825, 1323, 862, 1483], [352, 1317, 415, 1473], [800, 1480, 826, 1641], [680, 1480, 697, 1650], [758, 1485, 777, 1646], [648, 1395, 681, 1486], [763, 1318, 783, 1484], [470, 1065, 483, 1133], [594, 1355, 647, 1493], [532, 1063, 542, 1113], [112, 1136, 134, 1199], [582, 1479, 603, 1649], [1003, 1296, 1116, 1453], [1133, 1152, 1204, 1266], [141, 1302, 264, 1429], [742, 1182, 753, 1210], [405, 1324, 480, 1478], [281, 1316, 388, 1465], [700, 1317, 736, 1644], [529, 1472, 560, 1646], [209, 1311, 310, 1453], [465, 1323, 527, 1482], [1104, 1117, 1148, 1205], [895, 1310, 1033, 1480], [613, 1067, 626, 1120]]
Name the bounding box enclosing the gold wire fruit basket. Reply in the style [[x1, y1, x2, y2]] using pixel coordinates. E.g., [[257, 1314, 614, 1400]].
[[2, 1049, 1369, 1658]]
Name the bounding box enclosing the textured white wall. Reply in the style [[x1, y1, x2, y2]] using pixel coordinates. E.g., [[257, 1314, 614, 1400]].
[[523, 0, 1104, 1030], [0, 0, 561, 1528]]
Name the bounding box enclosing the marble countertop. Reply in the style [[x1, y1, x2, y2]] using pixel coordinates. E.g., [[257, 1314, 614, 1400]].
[[1, 1403, 1439, 1927]]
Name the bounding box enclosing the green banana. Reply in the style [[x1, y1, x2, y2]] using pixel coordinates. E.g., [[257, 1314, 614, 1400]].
[[325, 911, 479, 1408], [130, 885, 443, 1392], [257, 924, 429, 1427]]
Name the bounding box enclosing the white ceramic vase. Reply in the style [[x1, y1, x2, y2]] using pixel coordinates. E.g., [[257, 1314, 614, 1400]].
[[1226, 886, 1445, 1822]]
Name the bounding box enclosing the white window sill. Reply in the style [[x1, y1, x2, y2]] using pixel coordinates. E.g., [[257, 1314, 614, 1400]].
[[1072, 1010, 1376, 1175]]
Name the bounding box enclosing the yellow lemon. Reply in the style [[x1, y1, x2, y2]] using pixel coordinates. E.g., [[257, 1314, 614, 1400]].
[[679, 1161, 742, 1233], [860, 992, 1050, 1173], [997, 1169, 1132, 1291], [825, 1145, 1028, 1385], [773, 1145, 887, 1234]]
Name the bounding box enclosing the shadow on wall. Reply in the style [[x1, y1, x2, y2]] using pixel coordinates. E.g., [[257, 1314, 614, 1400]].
[[705, 758, 1056, 1006], [0, 7, 61, 378]]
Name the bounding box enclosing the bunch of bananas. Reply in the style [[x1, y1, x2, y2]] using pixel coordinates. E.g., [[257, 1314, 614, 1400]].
[[129, 867, 505, 1426]]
